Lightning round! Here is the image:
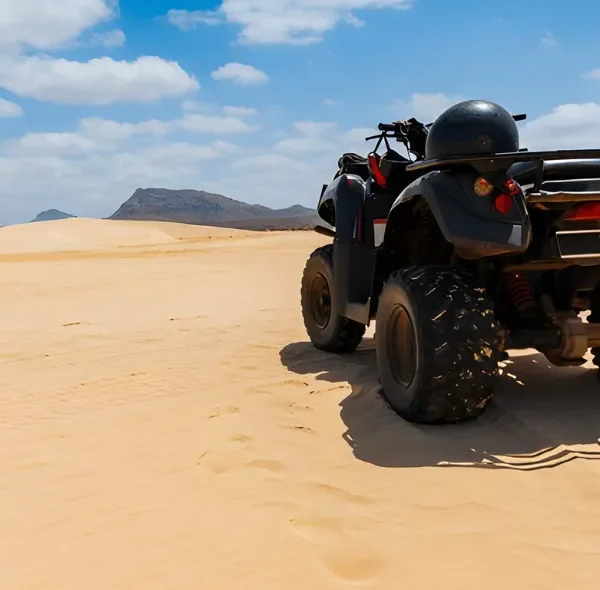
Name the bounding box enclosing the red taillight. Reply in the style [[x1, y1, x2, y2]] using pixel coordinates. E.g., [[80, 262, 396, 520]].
[[564, 202, 600, 221], [504, 178, 520, 196], [494, 194, 513, 214], [368, 154, 387, 187]]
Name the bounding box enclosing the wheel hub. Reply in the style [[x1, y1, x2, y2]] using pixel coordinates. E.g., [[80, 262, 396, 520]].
[[386, 304, 417, 387], [310, 273, 332, 329]]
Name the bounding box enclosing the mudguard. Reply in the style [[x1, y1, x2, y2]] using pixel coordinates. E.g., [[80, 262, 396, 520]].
[[385, 170, 532, 259], [318, 173, 362, 227], [317, 174, 377, 325]]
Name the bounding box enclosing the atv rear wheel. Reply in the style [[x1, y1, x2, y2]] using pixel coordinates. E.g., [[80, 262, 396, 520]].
[[301, 245, 366, 353], [375, 266, 502, 424]]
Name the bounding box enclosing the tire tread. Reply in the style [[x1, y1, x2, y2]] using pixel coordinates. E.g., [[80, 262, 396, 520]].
[[379, 265, 502, 424]]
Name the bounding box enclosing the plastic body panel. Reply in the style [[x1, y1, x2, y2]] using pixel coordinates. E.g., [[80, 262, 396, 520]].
[[318, 174, 373, 324], [316, 174, 398, 325], [385, 170, 532, 259]]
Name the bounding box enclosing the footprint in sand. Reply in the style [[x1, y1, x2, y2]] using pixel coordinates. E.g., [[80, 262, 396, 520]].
[[207, 406, 241, 419], [198, 450, 285, 475], [288, 402, 313, 413], [245, 459, 285, 471], [306, 482, 375, 506], [245, 379, 310, 397], [289, 517, 385, 583], [280, 425, 316, 435], [228, 434, 253, 444]]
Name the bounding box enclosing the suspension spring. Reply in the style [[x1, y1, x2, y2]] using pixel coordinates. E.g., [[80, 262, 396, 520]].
[[505, 273, 536, 314]]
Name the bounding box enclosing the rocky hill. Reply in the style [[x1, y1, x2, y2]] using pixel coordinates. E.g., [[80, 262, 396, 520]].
[[31, 209, 76, 222], [108, 188, 318, 229]]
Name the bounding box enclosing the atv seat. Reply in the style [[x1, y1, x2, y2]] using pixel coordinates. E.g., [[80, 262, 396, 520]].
[[510, 159, 600, 186], [336, 152, 370, 180], [337, 152, 367, 168]]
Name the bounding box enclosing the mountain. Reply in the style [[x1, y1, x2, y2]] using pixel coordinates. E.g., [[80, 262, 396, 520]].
[[108, 188, 318, 229], [31, 209, 76, 222]]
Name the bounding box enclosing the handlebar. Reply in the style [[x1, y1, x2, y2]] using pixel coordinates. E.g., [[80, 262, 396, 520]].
[[377, 122, 398, 132]]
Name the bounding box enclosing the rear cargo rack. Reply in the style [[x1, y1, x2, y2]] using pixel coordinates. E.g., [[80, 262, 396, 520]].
[[406, 149, 600, 187]]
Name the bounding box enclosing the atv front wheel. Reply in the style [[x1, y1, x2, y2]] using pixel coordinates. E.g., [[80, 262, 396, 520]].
[[301, 245, 365, 353], [375, 266, 502, 424]]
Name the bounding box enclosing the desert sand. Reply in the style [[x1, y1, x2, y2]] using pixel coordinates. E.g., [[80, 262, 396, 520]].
[[2, 217, 600, 590]]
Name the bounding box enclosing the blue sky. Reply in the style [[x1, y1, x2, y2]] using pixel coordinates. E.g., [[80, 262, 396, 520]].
[[0, 0, 599, 223]]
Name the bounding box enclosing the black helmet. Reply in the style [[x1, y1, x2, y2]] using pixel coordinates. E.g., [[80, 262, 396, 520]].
[[425, 99, 519, 160]]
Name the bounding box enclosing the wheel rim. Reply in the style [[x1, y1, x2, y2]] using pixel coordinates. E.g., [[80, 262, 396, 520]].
[[309, 273, 332, 329], [385, 304, 418, 387]]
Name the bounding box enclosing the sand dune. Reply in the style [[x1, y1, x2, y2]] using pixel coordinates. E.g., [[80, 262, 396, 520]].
[[2, 218, 600, 589], [0, 218, 251, 255]]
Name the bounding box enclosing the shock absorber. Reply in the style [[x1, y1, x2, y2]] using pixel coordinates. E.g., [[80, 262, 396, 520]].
[[505, 273, 536, 317]]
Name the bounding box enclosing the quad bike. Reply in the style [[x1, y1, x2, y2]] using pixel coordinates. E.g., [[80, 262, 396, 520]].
[[300, 99, 600, 425]]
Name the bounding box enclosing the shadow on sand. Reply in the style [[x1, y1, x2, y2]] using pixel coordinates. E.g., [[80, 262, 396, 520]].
[[279, 339, 600, 470]]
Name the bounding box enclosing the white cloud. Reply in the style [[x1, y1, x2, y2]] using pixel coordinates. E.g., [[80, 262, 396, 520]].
[[77, 117, 171, 140], [210, 62, 268, 85], [180, 101, 259, 118], [178, 113, 258, 134], [520, 103, 600, 150], [391, 92, 464, 122], [0, 0, 115, 51], [211, 140, 243, 155], [0, 55, 199, 105], [269, 121, 342, 156], [181, 100, 259, 122], [345, 13, 365, 27], [0, 98, 23, 118], [584, 69, 600, 80], [342, 127, 378, 146], [166, 9, 223, 30], [181, 100, 208, 112], [129, 142, 231, 164], [232, 152, 306, 170], [166, 0, 412, 45], [324, 99, 339, 106], [89, 28, 126, 47], [1, 117, 172, 157], [274, 137, 336, 154], [0, 105, 255, 165], [2, 132, 98, 157], [272, 121, 376, 158], [222, 105, 259, 117], [293, 120, 337, 136]]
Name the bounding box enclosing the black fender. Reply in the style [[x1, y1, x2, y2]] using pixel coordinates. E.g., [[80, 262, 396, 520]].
[[317, 174, 367, 228], [317, 183, 336, 226], [384, 170, 532, 259], [316, 174, 377, 325], [317, 173, 365, 234]]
